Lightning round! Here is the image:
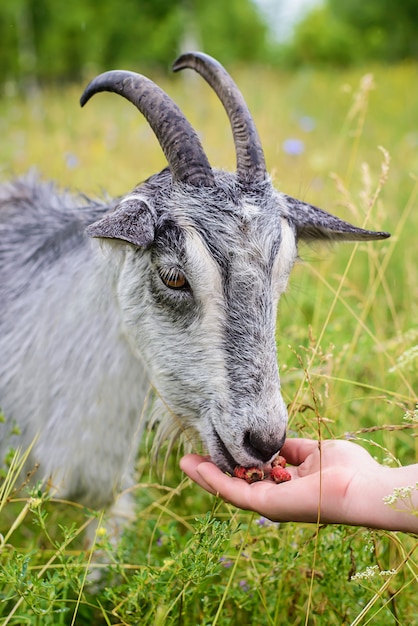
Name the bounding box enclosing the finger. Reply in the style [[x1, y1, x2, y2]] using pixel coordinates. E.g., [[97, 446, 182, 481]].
[[196, 461, 276, 510], [180, 454, 219, 495], [281, 438, 320, 466]]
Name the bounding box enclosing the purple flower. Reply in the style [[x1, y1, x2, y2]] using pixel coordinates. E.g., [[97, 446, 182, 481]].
[[239, 580, 250, 592], [282, 138, 305, 156], [219, 557, 233, 568], [64, 152, 79, 169], [255, 516, 280, 527]]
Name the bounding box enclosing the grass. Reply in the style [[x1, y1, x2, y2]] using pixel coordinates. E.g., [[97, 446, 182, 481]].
[[0, 62, 417, 624]]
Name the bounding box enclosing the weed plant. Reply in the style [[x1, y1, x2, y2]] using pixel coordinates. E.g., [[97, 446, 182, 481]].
[[0, 64, 417, 624]]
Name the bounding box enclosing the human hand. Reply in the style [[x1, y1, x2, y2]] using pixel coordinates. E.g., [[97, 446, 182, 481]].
[[180, 438, 418, 532]]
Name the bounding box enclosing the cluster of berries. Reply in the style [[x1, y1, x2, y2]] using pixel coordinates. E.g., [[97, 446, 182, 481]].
[[233, 454, 292, 484]]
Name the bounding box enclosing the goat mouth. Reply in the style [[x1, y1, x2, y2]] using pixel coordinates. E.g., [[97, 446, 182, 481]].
[[213, 429, 238, 473]]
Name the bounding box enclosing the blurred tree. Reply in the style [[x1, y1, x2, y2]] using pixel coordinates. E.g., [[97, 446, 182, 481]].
[[193, 0, 268, 63], [0, 0, 268, 91], [282, 5, 359, 67], [329, 0, 418, 62], [282, 0, 418, 66]]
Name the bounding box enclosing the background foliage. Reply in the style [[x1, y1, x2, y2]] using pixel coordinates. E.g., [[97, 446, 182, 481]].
[[282, 0, 418, 66], [2, 0, 418, 92], [0, 0, 268, 89]]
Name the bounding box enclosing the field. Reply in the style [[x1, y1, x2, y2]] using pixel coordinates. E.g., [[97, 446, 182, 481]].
[[0, 62, 417, 624]]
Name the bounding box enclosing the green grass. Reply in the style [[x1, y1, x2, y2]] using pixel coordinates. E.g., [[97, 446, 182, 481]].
[[0, 63, 417, 624]]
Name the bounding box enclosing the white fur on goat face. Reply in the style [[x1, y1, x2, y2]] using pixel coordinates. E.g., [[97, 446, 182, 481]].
[[115, 184, 297, 471]]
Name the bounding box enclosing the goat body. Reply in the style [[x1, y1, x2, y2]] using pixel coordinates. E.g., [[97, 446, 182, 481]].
[[0, 53, 389, 519]]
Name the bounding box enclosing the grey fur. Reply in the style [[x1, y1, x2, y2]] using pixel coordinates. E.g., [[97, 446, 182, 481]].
[[0, 53, 389, 526]]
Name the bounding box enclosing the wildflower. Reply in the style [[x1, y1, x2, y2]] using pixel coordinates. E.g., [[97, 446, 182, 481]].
[[255, 516, 280, 528], [403, 404, 418, 423], [28, 497, 42, 509], [383, 485, 415, 506], [64, 152, 79, 169], [351, 565, 396, 581], [389, 345, 418, 373], [351, 565, 379, 581], [282, 138, 305, 156]]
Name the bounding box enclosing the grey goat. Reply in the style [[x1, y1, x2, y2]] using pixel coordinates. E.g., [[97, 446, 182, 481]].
[[0, 52, 389, 529]]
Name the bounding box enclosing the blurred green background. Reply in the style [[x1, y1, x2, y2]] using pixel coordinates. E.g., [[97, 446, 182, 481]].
[[1, 0, 418, 91]]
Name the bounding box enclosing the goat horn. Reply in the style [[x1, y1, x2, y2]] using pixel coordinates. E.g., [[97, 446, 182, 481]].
[[80, 70, 215, 187], [173, 51, 267, 185]]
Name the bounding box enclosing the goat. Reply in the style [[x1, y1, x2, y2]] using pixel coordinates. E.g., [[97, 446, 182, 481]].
[[0, 52, 389, 529]]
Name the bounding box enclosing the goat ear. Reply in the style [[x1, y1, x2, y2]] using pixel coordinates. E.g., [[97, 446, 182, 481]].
[[287, 197, 390, 242], [86, 198, 155, 247]]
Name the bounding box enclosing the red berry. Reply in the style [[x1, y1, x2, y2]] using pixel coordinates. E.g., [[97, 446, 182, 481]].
[[271, 454, 287, 469], [233, 466, 264, 483], [233, 466, 248, 480], [270, 466, 291, 484]]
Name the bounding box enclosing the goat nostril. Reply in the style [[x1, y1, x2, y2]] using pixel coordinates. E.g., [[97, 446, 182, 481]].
[[244, 431, 285, 463]]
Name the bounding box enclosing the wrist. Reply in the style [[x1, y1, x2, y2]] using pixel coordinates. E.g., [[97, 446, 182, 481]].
[[349, 464, 418, 533]]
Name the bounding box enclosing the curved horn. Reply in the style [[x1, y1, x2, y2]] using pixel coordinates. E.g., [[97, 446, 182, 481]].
[[80, 70, 215, 187], [173, 52, 267, 185]]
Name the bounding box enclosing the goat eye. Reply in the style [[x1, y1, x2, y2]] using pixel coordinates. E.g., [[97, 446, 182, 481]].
[[158, 267, 189, 290]]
